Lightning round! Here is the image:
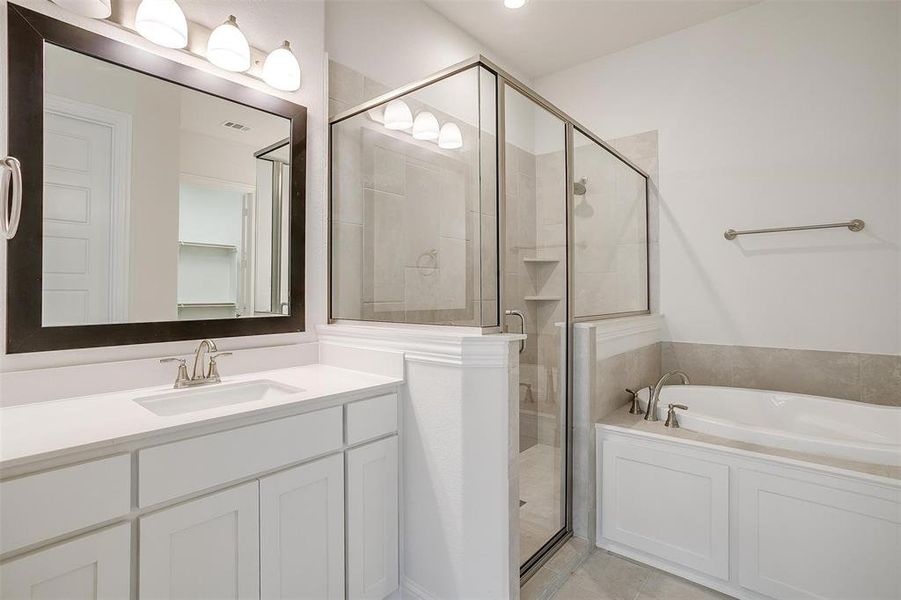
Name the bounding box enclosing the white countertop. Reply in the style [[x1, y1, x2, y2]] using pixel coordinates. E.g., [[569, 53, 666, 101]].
[[0, 364, 401, 472]]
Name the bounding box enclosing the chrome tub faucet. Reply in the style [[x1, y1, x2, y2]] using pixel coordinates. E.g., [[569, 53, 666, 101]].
[[645, 370, 690, 422]]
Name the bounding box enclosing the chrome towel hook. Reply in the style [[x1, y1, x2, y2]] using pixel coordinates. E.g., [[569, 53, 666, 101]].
[[1, 156, 23, 240]]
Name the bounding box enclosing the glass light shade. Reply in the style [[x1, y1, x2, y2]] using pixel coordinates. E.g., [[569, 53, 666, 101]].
[[207, 15, 250, 72], [51, 0, 111, 18], [383, 99, 413, 131], [504, 0, 527, 7], [411, 112, 440, 141], [263, 41, 301, 91], [134, 0, 188, 48], [438, 122, 463, 149]]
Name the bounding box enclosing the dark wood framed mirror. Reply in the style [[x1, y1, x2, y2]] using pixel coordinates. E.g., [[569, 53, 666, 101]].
[[5, 4, 307, 353]]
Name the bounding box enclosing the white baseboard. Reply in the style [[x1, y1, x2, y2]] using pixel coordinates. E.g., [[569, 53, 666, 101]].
[[402, 577, 441, 600]]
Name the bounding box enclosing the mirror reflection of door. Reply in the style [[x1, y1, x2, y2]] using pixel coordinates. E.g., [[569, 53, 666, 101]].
[[42, 95, 131, 326]]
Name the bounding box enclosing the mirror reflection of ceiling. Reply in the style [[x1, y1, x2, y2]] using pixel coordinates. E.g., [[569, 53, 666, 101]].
[[422, 0, 760, 77]]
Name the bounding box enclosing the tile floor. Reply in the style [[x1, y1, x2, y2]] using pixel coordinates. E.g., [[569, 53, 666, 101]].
[[519, 443, 564, 563], [522, 538, 734, 600]]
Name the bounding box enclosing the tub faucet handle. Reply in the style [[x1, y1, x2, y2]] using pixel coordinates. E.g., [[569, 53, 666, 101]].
[[625, 388, 644, 415], [664, 403, 688, 428]]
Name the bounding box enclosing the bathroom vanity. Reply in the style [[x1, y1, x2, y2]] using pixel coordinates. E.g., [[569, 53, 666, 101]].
[[0, 365, 402, 599]]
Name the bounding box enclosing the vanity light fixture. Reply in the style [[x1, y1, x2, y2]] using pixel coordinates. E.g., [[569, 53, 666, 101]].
[[411, 111, 440, 141], [134, 0, 188, 48], [262, 41, 301, 92], [51, 0, 111, 18], [438, 122, 463, 149], [383, 99, 414, 130], [504, 0, 527, 8], [207, 15, 251, 72]]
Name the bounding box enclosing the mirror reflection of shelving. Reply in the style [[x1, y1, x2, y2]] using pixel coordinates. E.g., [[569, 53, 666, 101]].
[[177, 179, 249, 320]]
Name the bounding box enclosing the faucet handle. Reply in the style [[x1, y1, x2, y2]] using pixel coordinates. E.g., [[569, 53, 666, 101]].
[[207, 352, 232, 379], [664, 403, 688, 428], [160, 358, 190, 387], [625, 388, 644, 415]]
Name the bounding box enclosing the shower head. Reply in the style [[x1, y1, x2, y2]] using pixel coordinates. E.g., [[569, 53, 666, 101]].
[[573, 177, 588, 196]]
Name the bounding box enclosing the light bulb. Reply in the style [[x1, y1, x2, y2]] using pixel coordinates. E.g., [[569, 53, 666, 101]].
[[411, 112, 440, 141], [134, 0, 188, 48], [207, 15, 250, 72], [504, 0, 527, 8], [51, 0, 111, 18], [263, 41, 301, 91], [438, 122, 463, 149], [383, 99, 413, 131]]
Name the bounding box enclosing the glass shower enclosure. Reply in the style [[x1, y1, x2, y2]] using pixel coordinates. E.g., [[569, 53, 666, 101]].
[[329, 56, 649, 581]]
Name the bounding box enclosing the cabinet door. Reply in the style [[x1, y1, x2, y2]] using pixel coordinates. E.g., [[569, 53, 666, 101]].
[[0, 523, 130, 600], [738, 468, 901, 599], [598, 439, 730, 579], [260, 454, 345, 600], [347, 436, 399, 600], [140, 481, 260, 600]]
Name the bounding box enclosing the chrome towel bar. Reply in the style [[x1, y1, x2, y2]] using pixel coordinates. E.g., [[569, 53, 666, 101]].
[[724, 219, 864, 240]]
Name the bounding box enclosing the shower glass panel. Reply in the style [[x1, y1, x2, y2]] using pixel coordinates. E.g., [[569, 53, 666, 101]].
[[572, 129, 649, 318], [330, 66, 499, 327], [503, 85, 569, 568]]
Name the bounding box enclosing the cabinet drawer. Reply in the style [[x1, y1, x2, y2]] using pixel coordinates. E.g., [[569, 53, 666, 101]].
[[138, 407, 342, 507], [346, 394, 398, 446], [0, 455, 131, 554]]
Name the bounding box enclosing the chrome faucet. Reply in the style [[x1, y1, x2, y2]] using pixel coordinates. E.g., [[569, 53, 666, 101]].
[[645, 370, 690, 422], [160, 339, 232, 389]]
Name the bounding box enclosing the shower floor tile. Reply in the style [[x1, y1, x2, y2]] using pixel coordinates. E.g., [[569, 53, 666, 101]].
[[519, 442, 563, 563]]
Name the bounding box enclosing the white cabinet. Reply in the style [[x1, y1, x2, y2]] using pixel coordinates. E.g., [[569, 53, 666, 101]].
[[139, 481, 260, 600], [260, 454, 345, 600], [5, 395, 401, 600], [737, 468, 901, 600], [599, 440, 729, 579], [347, 436, 399, 600], [0, 523, 130, 600]]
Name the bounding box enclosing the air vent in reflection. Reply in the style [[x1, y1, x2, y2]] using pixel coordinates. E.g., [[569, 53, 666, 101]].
[[221, 120, 250, 132]]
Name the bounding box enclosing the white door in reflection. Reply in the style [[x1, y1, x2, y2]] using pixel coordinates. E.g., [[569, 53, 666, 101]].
[[42, 99, 130, 326]]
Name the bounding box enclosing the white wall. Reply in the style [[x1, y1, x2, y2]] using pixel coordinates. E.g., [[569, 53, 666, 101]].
[[0, 0, 327, 401], [326, 0, 522, 90], [535, 0, 901, 355]]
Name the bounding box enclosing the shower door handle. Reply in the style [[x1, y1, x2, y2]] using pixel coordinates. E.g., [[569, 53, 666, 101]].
[[505, 309, 526, 353]]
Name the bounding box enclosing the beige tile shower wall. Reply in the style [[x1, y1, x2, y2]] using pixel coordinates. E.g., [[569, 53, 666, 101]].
[[329, 60, 493, 325], [572, 132, 652, 318], [607, 131, 659, 314], [662, 342, 901, 406]]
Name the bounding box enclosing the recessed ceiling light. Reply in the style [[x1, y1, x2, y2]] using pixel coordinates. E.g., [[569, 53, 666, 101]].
[[504, 0, 527, 9]]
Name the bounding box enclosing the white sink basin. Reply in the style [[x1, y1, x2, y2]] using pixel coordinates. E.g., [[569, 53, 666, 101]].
[[135, 380, 303, 416]]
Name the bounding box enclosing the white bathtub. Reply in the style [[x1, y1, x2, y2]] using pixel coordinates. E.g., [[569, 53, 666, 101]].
[[637, 385, 901, 466]]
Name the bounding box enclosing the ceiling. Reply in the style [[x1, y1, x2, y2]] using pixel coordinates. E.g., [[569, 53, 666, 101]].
[[423, 0, 759, 78]]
